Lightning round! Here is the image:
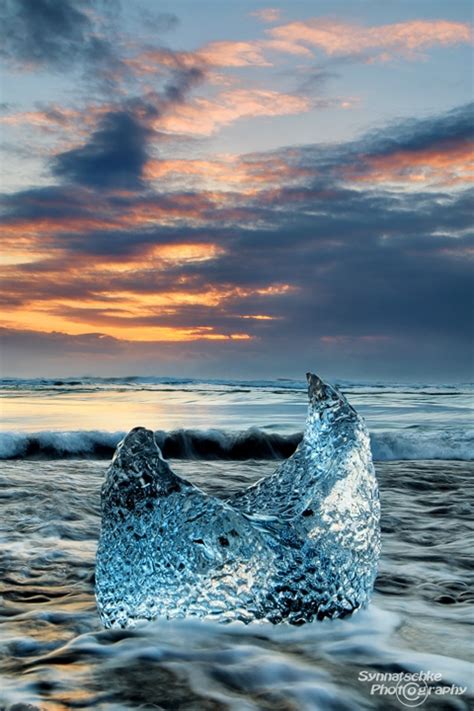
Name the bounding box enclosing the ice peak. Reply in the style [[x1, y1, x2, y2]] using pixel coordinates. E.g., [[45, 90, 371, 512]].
[[96, 373, 380, 628]]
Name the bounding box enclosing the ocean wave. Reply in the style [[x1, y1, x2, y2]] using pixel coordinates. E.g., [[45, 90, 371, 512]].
[[0, 430, 124, 460], [0, 428, 472, 461], [371, 430, 474, 462]]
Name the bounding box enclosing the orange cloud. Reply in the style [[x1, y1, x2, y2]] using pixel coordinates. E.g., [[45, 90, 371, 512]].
[[1, 188, 244, 248], [2, 308, 252, 342], [143, 155, 312, 192], [343, 140, 474, 187], [0, 246, 55, 267], [144, 242, 224, 263], [266, 18, 472, 61], [1, 216, 121, 247], [0, 214, 296, 345], [241, 314, 278, 320], [98, 243, 226, 273], [156, 88, 311, 136]]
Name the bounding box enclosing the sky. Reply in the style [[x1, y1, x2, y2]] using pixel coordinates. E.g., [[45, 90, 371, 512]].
[[0, 0, 473, 381]]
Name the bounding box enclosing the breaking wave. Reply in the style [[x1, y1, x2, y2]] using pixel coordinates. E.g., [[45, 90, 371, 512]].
[[0, 428, 472, 461]]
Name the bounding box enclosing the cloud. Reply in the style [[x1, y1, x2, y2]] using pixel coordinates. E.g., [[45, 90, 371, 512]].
[[197, 41, 271, 68], [339, 102, 474, 188], [143, 155, 312, 193], [1, 103, 473, 378], [132, 9, 179, 34], [156, 88, 312, 136], [271, 102, 474, 191], [266, 18, 472, 62], [358, 102, 474, 156], [0, 0, 125, 85], [51, 110, 152, 189], [47, 64, 205, 189], [250, 8, 281, 23], [0, 325, 258, 377], [0, 106, 81, 130], [125, 15, 472, 87], [126, 42, 271, 75], [1, 0, 93, 68], [0, 3, 472, 378], [343, 141, 473, 187]]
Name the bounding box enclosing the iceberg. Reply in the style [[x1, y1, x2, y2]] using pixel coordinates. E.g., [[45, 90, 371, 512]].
[[96, 373, 380, 628]]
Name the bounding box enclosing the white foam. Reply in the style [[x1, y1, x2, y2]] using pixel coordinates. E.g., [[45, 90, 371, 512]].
[[0, 428, 472, 461], [371, 430, 474, 461]]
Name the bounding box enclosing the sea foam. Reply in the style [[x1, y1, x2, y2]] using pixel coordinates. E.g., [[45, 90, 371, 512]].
[[0, 428, 472, 461]]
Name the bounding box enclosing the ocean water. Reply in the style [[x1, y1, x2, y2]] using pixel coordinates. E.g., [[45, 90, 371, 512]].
[[0, 377, 473, 710], [1, 377, 473, 461]]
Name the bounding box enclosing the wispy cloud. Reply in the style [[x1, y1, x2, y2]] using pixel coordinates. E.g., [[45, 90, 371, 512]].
[[266, 18, 472, 62], [126, 16, 471, 78], [156, 88, 312, 136], [250, 8, 281, 24], [143, 155, 312, 193], [126, 42, 271, 76]]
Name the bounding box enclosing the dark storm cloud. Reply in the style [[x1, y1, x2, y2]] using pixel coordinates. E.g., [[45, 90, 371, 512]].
[[288, 102, 474, 180], [360, 102, 474, 156], [1, 0, 92, 67], [47, 63, 204, 189], [0, 0, 124, 83], [1, 185, 97, 219], [0, 0, 204, 95], [52, 110, 151, 189]]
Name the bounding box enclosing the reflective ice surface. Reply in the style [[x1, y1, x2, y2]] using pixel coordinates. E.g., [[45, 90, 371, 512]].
[[96, 374, 380, 627]]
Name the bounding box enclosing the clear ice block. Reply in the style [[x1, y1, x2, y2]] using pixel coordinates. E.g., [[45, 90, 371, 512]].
[[96, 374, 380, 627]]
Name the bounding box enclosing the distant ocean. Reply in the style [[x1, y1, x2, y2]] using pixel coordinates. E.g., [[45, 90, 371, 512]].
[[1, 376, 473, 709]]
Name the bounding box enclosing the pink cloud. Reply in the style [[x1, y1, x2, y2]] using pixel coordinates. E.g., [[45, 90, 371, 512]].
[[250, 8, 281, 23], [127, 41, 270, 75], [155, 88, 311, 136], [342, 139, 474, 188], [266, 18, 472, 61], [126, 17, 471, 83], [197, 41, 271, 67], [143, 154, 314, 194], [0, 107, 81, 130]]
